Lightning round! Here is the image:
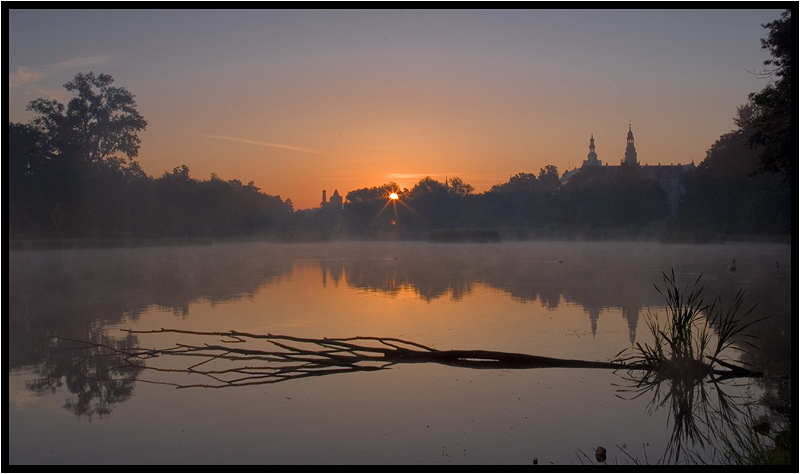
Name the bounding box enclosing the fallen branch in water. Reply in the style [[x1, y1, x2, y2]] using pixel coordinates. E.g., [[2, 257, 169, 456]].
[[56, 326, 761, 390]]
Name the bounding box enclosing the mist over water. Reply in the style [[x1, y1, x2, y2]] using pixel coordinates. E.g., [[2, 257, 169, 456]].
[[8, 241, 791, 464]]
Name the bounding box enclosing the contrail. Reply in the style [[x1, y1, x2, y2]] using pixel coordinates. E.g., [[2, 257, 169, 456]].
[[192, 132, 325, 154]]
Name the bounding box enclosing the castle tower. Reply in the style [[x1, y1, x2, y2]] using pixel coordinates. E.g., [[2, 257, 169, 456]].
[[329, 189, 343, 209], [624, 122, 638, 166], [583, 134, 601, 167], [321, 189, 327, 207]]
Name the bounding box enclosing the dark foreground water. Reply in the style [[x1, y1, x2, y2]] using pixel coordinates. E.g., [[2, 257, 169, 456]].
[[8, 241, 791, 465]]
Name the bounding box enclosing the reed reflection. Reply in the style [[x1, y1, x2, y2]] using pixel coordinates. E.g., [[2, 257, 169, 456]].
[[616, 366, 749, 463]]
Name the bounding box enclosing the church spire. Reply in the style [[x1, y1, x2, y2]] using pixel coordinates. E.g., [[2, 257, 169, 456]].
[[583, 133, 601, 166], [624, 123, 638, 166]]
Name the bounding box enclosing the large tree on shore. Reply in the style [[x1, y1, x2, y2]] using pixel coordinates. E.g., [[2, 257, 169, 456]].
[[25, 71, 147, 164], [748, 9, 792, 182], [679, 103, 790, 236], [10, 72, 148, 237]]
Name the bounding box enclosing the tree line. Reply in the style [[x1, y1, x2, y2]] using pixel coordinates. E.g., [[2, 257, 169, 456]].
[[8, 11, 790, 243], [9, 72, 294, 241]]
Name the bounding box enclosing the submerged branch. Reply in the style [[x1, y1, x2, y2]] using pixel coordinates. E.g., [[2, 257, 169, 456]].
[[122, 328, 629, 370], [54, 327, 760, 390]]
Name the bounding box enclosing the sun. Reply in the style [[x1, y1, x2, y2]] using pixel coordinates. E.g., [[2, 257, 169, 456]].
[[371, 189, 426, 228]]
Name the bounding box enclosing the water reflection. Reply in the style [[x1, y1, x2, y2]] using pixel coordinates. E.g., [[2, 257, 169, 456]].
[[615, 358, 745, 463], [9, 244, 293, 367], [25, 329, 143, 420], [8, 241, 790, 445], [50, 326, 778, 464]]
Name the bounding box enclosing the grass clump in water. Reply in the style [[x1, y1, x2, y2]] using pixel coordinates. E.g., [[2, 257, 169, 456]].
[[613, 269, 772, 464], [615, 269, 765, 382]]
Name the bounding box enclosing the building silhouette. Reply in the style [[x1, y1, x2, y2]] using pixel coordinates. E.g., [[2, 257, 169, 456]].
[[623, 123, 638, 166], [560, 125, 695, 213], [320, 189, 343, 212], [583, 134, 601, 167]]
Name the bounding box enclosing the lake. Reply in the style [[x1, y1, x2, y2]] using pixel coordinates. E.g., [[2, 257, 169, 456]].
[[8, 241, 791, 465]]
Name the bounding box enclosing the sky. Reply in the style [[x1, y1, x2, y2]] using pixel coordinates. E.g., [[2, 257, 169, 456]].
[[8, 9, 784, 209]]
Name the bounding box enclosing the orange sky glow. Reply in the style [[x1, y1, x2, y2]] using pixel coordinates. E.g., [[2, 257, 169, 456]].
[[9, 9, 782, 209]]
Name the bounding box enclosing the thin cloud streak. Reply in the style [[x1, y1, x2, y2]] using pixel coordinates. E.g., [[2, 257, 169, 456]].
[[9, 66, 43, 88], [51, 55, 113, 69], [10, 55, 114, 89], [192, 132, 326, 154]]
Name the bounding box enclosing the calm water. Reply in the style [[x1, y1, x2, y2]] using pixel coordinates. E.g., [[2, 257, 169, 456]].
[[8, 241, 791, 465]]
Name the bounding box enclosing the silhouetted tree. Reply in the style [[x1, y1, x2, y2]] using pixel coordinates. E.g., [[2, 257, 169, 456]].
[[9, 122, 52, 236], [484, 167, 561, 231], [446, 176, 474, 196], [26, 72, 147, 164], [490, 172, 538, 193], [557, 164, 668, 234], [346, 182, 401, 203], [537, 165, 560, 191], [408, 176, 448, 198], [10, 72, 147, 237], [558, 168, 609, 230], [407, 177, 473, 230], [673, 13, 792, 239], [341, 182, 406, 238], [607, 163, 670, 227], [679, 105, 790, 236], [748, 10, 792, 182], [144, 166, 294, 238]]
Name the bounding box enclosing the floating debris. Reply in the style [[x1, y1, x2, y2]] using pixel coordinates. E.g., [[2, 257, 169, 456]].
[[595, 446, 607, 463]]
